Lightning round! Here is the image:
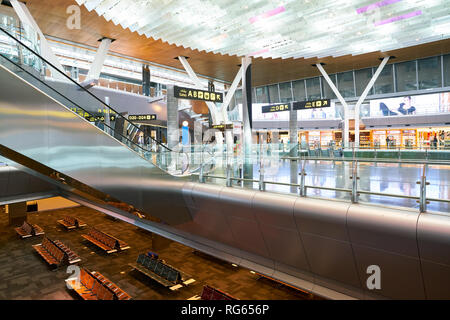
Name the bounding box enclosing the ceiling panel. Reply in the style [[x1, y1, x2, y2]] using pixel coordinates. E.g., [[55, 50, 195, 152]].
[[21, 0, 450, 86]]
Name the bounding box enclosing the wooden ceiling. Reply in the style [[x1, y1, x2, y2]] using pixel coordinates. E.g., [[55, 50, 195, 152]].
[[22, 0, 450, 87]]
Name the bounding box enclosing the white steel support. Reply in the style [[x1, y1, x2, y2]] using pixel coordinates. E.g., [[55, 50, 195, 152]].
[[178, 56, 220, 124], [316, 63, 350, 149], [354, 56, 390, 147], [241, 56, 253, 157], [221, 65, 243, 119], [83, 38, 112, 87], [10, 0, 66, 81]]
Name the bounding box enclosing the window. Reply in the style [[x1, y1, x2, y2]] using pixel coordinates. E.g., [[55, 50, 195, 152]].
[[418, 56, 442, 89], [374, 64, 394, 94], [337, 71, 355, 97], [322, 75, 337, 99], [268, 84, 280, 103], [279, 82, 293, 102], [306, 77, 321, 100], [255, 86, 269, 103], [444, 54, 450, 87], [235, 89, 243, 106], [292, 80, 306, 101], [396, 61, 417, 92], [355, 68, 373, 97]]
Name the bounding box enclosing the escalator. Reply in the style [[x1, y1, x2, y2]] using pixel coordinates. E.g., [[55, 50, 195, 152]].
[[0, 26, 193, 224]]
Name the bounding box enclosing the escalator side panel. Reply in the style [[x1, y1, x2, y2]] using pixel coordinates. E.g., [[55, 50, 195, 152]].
[[0, 65, 191, 225]]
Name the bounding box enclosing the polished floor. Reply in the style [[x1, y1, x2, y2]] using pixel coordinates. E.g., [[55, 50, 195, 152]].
[[205, 158, 450, 214], [0, 205, 317, 300]]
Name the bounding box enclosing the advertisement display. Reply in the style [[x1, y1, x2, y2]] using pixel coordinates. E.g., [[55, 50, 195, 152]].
[[369, 92, 450, 117]]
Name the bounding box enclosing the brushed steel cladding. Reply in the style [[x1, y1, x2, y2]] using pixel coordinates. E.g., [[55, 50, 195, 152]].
[[0, 66, 190, 225], [252, 192, 310, 272], [0, 166, 57, 197], [180, 183, 236, 247], [347, 204, 425, 299], [417, 213, 450, 299], [292, 198, 362, 289], [218, 187, 271, 259]]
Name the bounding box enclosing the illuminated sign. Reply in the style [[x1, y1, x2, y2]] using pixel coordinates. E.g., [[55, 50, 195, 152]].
[[293, 99, 331, 110], [128, 114, 157, 121], [261, 103, 291, 113], [71, 108, 116, 122], [212, 124, 233, 131], [174, 86, 223, 103]]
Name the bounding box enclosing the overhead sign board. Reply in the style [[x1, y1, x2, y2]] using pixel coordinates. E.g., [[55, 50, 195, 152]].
[[261, 103, 291, 113], [293, 99, 331, 110], [128, 114, 157, 121], [212, 124, 233, 131], [174, 86, 223, 103]]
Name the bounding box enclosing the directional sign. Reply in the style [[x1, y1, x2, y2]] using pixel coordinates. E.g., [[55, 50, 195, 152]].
[[128, 114, 157, 121], [293, 99, 331, 110], [261, 103, 291, 113], [174, 85, 223, 103]]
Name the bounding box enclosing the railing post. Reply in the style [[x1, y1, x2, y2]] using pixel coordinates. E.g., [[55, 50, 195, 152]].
[[299, 159, 307, 197], [417, 164, 429, 213], [199, 146, 205, 183], [351, 160, 359, 203], [259, 143, 265, 191]]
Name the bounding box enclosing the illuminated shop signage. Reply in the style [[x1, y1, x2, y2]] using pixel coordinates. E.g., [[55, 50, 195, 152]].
[[261, 103, 291, 113], [128, 114, 157, 121], [293, 99, 331, 110], [174, 86, 223, 103], [212, 124, 233, 131]]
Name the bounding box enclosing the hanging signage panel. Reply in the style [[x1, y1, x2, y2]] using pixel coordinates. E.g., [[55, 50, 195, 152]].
[[174, 86, 223, 103], [293, 99, 331, 110], [211, 124, 233, 131], [261, 103, 291, 113], [128, 114, 157, 121]]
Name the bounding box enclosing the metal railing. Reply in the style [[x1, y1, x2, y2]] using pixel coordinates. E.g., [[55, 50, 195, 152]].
[[192, 148, 450, 214]]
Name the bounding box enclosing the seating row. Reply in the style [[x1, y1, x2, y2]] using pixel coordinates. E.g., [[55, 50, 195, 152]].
[[200, 285, 237, 300], [57, 216, 86, 230], [81, 227, 129, 253], [15, 221, 44, 239], [32, 237, 68, 267], [66, 267, 131, 300], [129, 253, 195, 291], [53, 239, 81, 264]]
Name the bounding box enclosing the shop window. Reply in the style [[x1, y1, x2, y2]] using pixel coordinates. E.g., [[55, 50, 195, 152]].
[[268, 84, 280, 103], [418, 56, 442, 89], [337, 71, 355, 98], [322, 75, 337, 100], [374, 64, 394, 94], [292, 80, 306, 101], [255, 86, 269, 103], [306, 77, 321, 100], [279, 82, 293, 102], [444, 54, 450, 87], [396, 61, 417, 92], [355, 68, 373, 97]]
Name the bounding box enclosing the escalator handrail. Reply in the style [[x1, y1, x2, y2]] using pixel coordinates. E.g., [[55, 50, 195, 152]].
[[0, 26, 170, 153]]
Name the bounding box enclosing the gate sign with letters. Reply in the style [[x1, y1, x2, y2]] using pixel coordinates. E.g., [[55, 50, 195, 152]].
[[128, 114, 157, 121], [293, 99, 331, 110], [174, 86, 223, 103], [261, 103, 291, 113]]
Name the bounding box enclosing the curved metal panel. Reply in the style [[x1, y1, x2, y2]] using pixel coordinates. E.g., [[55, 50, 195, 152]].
[[347, 204, 425, 299], [417, 213, 450, 299]]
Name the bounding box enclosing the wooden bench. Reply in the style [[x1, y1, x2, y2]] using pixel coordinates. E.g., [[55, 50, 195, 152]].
[[129, 254, 195, 291], [15, 221, 44, 239], [53, 240, 81, 264], [57, 216, 86, 230], [189, 285, 237, 301], [32, 237, 67, 268], [91, 271, 131, 300], [66, 268, 130, 300], [81, 227, 129, 253]]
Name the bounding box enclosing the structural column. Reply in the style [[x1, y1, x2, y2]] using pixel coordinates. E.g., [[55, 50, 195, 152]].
[[289, 105, 298, 157], [166, 85, 179, 150], [241, 56, 253, 183], [8, 202, 27, 226]]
